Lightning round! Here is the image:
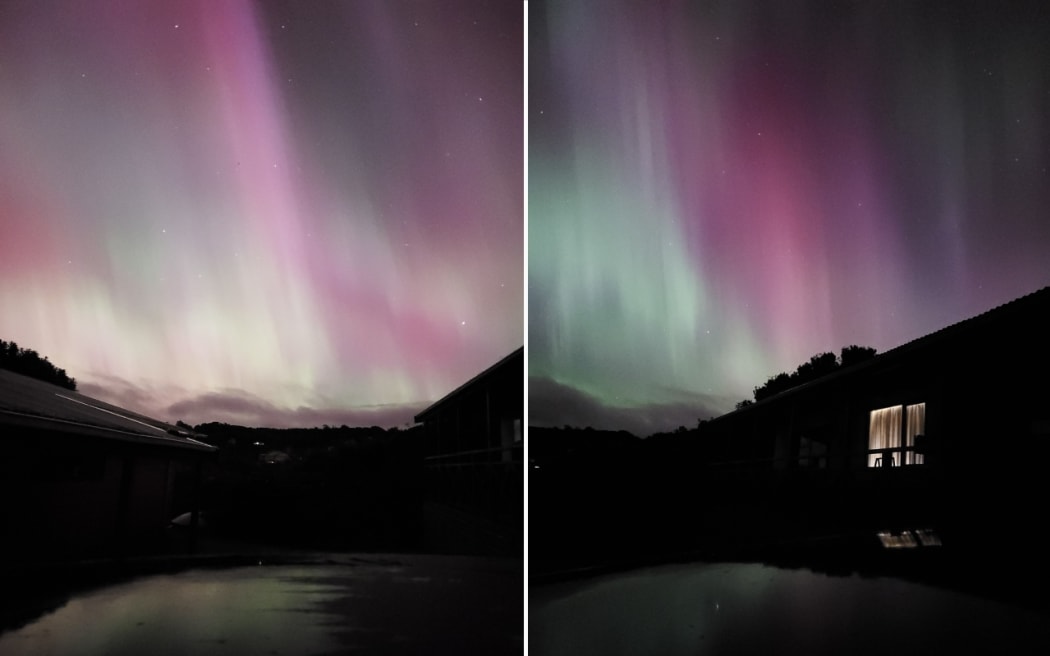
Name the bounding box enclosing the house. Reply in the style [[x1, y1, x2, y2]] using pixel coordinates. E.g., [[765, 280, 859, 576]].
[[691, 286, 1050, 557], [414, 347, 523, 556], [0, 368, 216, 562]]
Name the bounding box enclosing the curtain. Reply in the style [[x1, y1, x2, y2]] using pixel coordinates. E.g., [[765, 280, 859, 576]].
[[867, 403, 926, 467], [868, 405, 902, 467], [905, 403, 926, 465]]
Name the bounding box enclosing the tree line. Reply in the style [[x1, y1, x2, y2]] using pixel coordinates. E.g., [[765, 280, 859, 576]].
[[737, 344, 876, 408], [0, 339, 77, 390]]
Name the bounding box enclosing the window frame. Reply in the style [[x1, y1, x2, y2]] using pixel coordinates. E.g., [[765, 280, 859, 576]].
[[867, 402, 926, 468]]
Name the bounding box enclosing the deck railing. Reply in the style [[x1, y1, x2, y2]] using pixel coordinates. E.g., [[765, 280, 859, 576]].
[[867, 445, 924, 467], [424, 443, 523, 526]]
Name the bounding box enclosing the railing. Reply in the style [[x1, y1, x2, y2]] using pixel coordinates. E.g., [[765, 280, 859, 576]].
[[868, 445, 924, 468], [424, 443, 523, 526], [701, 445, 929, 476]]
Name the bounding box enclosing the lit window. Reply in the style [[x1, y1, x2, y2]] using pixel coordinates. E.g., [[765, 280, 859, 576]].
[[868, 403, 925, 467], [915, 528, 942, 547], [876, 528, 941, 549], [877, 531, 918, 549]]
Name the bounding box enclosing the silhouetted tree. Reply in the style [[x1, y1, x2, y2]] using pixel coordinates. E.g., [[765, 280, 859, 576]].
[[754, 371, 793, 401], [749, 345, 877, 404], [0, 339, 77, 390], [801, 352, 839, 378], [840, 344, 877, 367]]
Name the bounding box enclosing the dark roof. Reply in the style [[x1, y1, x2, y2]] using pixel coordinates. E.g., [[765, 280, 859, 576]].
[[0, 368, 216, 452], [877, 284, 1050, 360], [719, 285, 1050, 418], [414, 346, 523, 422]]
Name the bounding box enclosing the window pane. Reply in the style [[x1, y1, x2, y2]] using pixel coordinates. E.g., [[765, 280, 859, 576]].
[[868, 405, 902, 467], [905, 403, 925, 465]]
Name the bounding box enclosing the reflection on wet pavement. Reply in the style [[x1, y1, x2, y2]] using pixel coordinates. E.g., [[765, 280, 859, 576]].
[[0, 554, 522, 655], [530, 561, 1050, 656]]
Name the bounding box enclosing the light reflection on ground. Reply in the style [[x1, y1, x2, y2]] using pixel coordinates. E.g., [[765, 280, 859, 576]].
[[530, 561, 1050, 655], [0, 555, 522, 655]]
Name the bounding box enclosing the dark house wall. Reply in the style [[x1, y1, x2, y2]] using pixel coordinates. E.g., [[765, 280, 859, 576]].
[[2, 427, 205, 562], [421, 359, 523, 460], [691, 288, 1050, 553], [416, 348, 523, 556], [32, 451, 122, 555]]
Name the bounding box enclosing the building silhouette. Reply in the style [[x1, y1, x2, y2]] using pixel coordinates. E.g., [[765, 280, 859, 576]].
[[415, 347, 523, 556], [0, 369, 215, 563], [691, 286, 1050, 559]]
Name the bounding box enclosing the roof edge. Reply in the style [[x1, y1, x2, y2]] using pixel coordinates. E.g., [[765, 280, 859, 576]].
[[0, 408, 217, 452], [714, 285, 1050, 421], [414, 346, 523, 422]]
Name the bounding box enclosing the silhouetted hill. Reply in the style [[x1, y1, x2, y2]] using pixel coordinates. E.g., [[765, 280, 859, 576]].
[[188, 421, 425, 552], [528, 425, 642, 468], [191, 421, 397, 450], [0, 339, 76, 390]]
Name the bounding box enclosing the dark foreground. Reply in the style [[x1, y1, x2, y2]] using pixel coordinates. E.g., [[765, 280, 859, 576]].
[[0, 553, 523, 655], [531, 557, 1050, 655]]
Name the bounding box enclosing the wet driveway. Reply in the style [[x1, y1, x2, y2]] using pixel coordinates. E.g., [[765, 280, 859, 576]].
[[530, 561, 1050, 655], [0, 554, 522, 655]]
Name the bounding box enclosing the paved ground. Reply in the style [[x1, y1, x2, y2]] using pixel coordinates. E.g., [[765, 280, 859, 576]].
[[531, 560, 1050, 656], [0, 553, 523, 655]]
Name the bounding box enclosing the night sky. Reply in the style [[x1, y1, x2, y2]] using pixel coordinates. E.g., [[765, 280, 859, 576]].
[[0, 1, 522, 428], [529, 1, 1050, 435]]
